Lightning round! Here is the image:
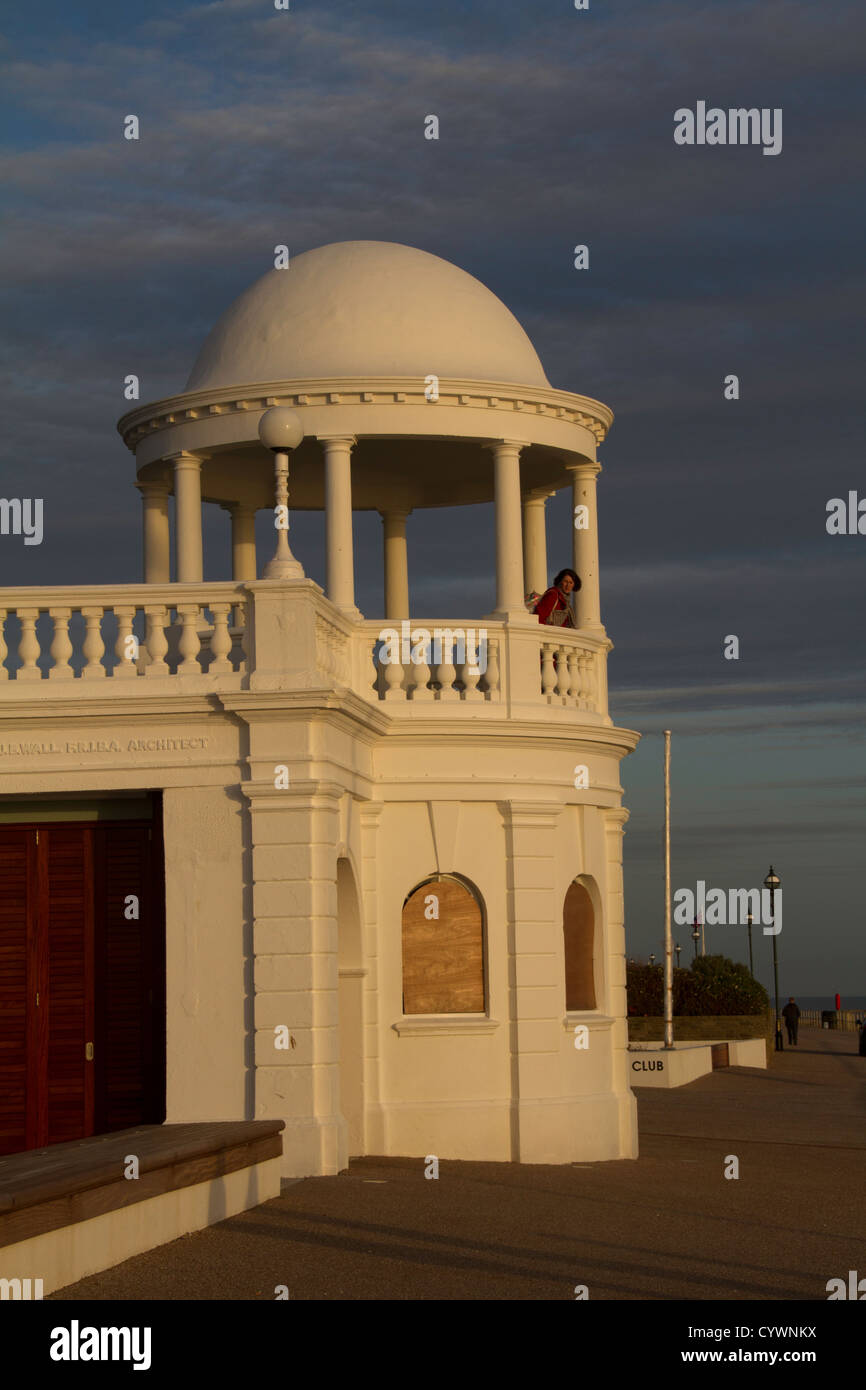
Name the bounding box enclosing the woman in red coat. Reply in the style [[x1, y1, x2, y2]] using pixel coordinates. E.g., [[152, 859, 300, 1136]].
[[534, 568, 580, 627]]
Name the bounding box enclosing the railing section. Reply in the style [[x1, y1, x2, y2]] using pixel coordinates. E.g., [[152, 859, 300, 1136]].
[[0, 584, 247, 682], [356, 619, 602, 712], [0, 587, 606, 715]]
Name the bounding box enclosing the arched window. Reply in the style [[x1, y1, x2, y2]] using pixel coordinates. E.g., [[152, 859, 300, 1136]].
[[401, 875, 485, 1015], [563, 880, 596, 1010]]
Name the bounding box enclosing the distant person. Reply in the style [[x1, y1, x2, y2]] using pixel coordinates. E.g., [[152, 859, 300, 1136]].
[[534, 569, 580, 627], [782, 997, 800, 1045]]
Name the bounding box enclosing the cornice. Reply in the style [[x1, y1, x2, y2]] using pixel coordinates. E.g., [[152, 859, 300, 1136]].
[[218, 688, 390, 738], [118, 376, 613, 450], [0, 693, 228, 722], [375, 719, 641, 756]]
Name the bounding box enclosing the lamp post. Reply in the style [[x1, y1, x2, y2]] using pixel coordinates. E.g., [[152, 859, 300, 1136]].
[[649, 952, 656, 966], [747, 910, 754, 977], [259, 408, 305, 579], [675, 943, 682, 968], [692, 919, 700, 960], [764, 865, 782, 1052]]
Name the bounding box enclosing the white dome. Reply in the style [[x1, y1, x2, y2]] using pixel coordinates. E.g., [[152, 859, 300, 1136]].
[[185, 241, 550, 392]]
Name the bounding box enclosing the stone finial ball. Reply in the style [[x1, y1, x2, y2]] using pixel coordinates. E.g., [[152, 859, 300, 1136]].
[[258, 407, 304, 452]]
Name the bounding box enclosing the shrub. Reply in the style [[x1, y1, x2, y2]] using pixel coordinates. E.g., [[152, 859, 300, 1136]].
[[627, 954, 769, 1017]]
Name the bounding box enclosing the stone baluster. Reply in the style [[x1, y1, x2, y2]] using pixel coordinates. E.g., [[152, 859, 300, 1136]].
[[582, 651, 596, 711], [144, 606, 170, 677], [81, 608, 106, 679], [381, 645, 405, 701], [209, 602, 233, 674], [576, 653, 590, 709], [410, 639, 434, 701], [177, 604, 202, 673], [566, 646, 580, 704], [460, 633, 484, 702], [234, 600, 248, 673], [0, 610, 7, 680], [372, 641, 384, 696], [432, 635, 456, 702], [551, 643, 566, 701], [48, 608, 74, 681], [16, 609, 42, 682], [541, 641, 557, 698], [484, 638, 500, 699], [113, 606, 138, 679]]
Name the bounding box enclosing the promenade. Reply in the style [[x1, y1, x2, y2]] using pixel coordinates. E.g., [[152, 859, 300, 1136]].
[[52, 1027, 865, 1301]]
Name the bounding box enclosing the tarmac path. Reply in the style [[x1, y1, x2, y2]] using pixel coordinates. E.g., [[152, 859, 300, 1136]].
[[52, 1026, 865, 1300]]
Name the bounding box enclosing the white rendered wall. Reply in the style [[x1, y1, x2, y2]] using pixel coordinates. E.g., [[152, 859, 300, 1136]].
[[163, 784, 249, 1122]]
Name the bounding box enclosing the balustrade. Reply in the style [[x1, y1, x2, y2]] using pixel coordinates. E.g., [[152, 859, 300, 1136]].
[[0, 585, 247, 683], [369, 627, 503, 704], [0, 586, 606, 719]]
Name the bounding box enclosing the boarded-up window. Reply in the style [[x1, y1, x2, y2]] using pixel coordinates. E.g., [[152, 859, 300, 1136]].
[[564, 881, 596, 1011], [402, 877, 484, 1015]]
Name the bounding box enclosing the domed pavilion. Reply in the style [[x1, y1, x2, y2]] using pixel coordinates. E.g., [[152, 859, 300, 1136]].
[[0, 241, 639, 1208]]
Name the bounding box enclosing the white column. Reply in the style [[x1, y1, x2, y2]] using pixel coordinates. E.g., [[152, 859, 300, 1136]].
[[137, 479, 171, 583], [223, 502, 257, 581], [172, 453, 204, 583], [568, 459, 603, 631], [380, 509, 410, 620], [490, 440, 525, 615], [522, 491, 549, 596], [321, 436, 358, 613]]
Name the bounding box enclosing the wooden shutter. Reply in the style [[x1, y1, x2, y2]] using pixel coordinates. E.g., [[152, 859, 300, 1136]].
[[94, 821, 165, 1131], [0, 830, 32, 1155], [43, 827, 94, 1145], [563, 881, 596, 1010], [0, 810, 164, 1156], [402, 878, 484, 1015]]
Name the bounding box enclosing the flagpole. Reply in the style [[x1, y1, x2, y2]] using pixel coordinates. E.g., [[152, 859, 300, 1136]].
[[663, 730, 673, 1049]]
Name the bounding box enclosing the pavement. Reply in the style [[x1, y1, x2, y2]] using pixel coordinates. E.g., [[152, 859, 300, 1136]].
[[52, 1026, 866, 1300]]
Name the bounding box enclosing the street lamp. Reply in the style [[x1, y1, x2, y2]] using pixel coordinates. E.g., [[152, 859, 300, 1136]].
[[259, 408, 305, 579], [692, 919, 701, 960], [764, 865, 782, 1052], [747, 910, 754, 977], [649, 953, 656, 966]]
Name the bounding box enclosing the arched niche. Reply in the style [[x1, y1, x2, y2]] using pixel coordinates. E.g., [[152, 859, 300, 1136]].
[[401, 874, 485, 1015], [563, 879, 596, 1011]]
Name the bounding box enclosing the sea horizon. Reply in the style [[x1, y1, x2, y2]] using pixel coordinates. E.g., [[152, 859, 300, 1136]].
[[795, 995, 866, 1011]]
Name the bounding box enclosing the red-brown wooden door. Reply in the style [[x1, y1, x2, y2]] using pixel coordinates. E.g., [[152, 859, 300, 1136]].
[[93, 822, 164, 1134], [0, 817, 164, 1156], [39, 826, 95, 1148], [0, 829, 34, 1154]]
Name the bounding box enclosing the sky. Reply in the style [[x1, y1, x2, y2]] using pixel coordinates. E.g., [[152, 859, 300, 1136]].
[[1, 0, 864, 998]]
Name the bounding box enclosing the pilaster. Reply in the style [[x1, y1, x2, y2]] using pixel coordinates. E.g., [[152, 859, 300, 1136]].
[[244, 777, 346, 1177], [499, 800, 564, 1162]]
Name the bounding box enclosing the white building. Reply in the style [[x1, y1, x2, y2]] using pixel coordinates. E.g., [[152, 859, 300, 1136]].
[[0, 240, 640, 1181]]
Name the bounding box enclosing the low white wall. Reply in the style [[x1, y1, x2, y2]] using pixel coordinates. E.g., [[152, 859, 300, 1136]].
[[628, 1035, 768, 1087], [628, 1044, 713, 1087], [0, 1156, 281, 1297]]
